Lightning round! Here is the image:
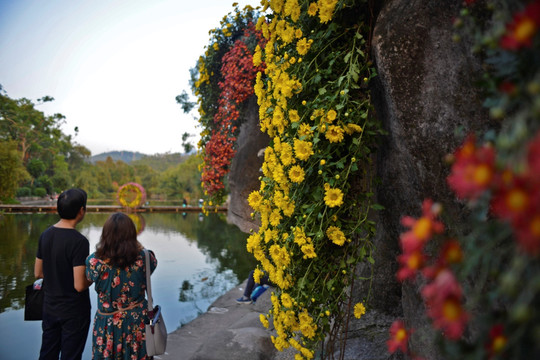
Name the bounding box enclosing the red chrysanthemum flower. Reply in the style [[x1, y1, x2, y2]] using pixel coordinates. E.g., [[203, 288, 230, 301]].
[[486, 324, 507, 359], [422, 270, 468, 340], [500, 0, 540, 50], [397, 250, 425, 281], [387, 320, 410, 354], [447, 135, 496, 200], [400, 199, 444, 253]]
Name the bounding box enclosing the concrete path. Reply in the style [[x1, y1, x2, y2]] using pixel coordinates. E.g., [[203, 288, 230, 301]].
[[157, 279, 295, 360]]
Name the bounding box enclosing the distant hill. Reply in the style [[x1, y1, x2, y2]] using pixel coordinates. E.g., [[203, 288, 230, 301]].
[[89, 151, 187, 171], [131, 153, 187, 172], [89, 151, 147, 164]]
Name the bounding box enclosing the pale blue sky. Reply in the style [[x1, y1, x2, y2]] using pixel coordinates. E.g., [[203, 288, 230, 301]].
[[0, 0, 259, 155]]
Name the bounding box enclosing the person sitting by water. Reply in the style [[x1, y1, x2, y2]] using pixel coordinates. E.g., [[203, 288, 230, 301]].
[[236, 269, 272, 304], [86, 212, 158, 359]]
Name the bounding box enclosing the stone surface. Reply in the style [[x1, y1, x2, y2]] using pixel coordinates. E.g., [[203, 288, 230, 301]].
[[361, 0, 493, 358], [162, 279, 278, 360], [227, 96, 269, 233]]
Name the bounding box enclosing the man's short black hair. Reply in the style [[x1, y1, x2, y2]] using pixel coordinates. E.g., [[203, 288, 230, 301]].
[[57, 188, 87, 219]]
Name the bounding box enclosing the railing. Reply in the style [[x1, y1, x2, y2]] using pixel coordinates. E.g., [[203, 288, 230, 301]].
[[0, 204, 226, 213]]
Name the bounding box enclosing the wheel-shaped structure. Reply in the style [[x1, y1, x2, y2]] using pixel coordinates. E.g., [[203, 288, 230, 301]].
[[117, 182, 146, 209]]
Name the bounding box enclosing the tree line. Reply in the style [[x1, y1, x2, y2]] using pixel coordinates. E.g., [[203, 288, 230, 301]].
[[0, 86, 203, 203]]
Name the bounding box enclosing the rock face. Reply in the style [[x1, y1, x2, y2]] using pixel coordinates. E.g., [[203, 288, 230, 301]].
[[226, 0, 495, 359], [227, 96, 269, 233], [345, 0, 493, 359]]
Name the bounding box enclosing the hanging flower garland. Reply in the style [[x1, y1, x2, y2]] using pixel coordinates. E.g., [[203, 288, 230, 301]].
[[117, 182, 146, 209], [248, 0, 383, 358], [194, 4, 266, 206]]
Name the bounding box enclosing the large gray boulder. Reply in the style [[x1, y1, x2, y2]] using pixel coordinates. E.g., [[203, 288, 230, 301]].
[[343, 0, 492, 359], [227, 96, 269, 233]]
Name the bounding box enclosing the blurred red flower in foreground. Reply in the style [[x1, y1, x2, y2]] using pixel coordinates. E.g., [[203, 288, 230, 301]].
[[500, 0, 540, 50], [486, 324, 507, 358], [447, 135, 496, 200], [387, 320, 410, 354], [400, 199, 444, 253], [422, 270, 468, 340]]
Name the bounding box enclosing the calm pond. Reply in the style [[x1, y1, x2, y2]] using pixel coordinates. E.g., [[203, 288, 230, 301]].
[[0, 212, 256, 360]]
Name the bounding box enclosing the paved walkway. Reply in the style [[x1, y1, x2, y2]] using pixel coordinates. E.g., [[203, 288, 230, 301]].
[[157, 279, 295, 360]]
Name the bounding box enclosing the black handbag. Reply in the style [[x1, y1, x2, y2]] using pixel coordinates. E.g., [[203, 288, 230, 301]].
[[24, 281, 44, 321]]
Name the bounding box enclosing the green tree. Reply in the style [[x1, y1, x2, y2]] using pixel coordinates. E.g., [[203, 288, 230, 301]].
[[0, 140, 29, 201]]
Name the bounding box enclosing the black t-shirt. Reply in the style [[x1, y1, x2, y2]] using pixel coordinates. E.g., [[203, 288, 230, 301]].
[[36, 226, 91, 318]]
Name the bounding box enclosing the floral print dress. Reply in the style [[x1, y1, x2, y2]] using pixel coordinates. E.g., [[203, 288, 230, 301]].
[[86, 249, 157, 360]]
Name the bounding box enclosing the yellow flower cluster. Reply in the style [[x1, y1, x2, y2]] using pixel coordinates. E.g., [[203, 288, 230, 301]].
[[248, 0, 377, 357]]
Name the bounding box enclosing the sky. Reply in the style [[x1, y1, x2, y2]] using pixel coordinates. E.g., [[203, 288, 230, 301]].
[[0, 0, 259, 156]]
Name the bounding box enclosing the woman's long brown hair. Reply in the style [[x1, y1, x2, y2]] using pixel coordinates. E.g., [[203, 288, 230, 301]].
[[96, 212, 142, 268]]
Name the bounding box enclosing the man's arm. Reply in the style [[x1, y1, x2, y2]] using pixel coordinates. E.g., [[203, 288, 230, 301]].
[[74, 265, 92, 292], [34, 258, 43, 279]]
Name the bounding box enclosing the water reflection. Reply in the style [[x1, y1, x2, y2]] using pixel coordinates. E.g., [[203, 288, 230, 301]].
[[0, 212, 256, 360]]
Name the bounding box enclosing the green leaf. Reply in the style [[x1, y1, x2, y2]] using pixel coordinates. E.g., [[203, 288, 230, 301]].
[[319, 87, 327, 95], [371, 203, 385, 210]]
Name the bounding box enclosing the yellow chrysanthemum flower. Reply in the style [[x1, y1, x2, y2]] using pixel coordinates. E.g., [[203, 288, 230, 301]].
[[324, 187, 344, 207], [253, 45, 262, 67], [281, 292, 293, 308], [301, 243, 317, 259], [248, 190, 263, 211], [289, 109, 300, 122], [308, 2, 318, 16], [344, 123, 363, 135], [294, 139, 314, 161], [325, 125, 345, 143], [326, 109, 337, 122], [254, 268, 265, 284], [299, 123, 313, 138], [317, 0, 338, 23], [260, 314, 270, 328], [326, 225, 346, 246], [354, 302, 366, 319], [289, 165, 305, 183], [296, 38, 311, 56]]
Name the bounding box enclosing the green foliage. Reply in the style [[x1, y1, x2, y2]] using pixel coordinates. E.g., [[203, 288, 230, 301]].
[[33, 187, 47, 197], [0, 87, 90, 198], [16, 187, 31, 197], [0, 140, 29, 201], [156, 154, 203, 201]]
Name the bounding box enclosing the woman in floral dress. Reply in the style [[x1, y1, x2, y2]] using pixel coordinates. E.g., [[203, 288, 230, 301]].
[[86, 212, 157, 360]]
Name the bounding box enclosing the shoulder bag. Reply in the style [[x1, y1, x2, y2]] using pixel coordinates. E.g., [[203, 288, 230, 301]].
[[24, 279, 44, 321], [144, 249, 167, 356]]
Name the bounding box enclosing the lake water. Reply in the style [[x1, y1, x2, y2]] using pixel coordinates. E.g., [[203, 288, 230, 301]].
[[0, 212, 256, 360]]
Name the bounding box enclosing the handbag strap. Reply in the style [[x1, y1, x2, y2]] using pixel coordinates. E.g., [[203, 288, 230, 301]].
[[144, 249, 154, 311]]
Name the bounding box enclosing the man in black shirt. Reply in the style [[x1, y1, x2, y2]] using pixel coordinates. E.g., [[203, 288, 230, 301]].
[[35, 188, 92, 360]]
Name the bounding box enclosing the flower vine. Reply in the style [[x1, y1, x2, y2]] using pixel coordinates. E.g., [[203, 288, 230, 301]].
[[194, 4, 265, 205], [248, 0, 382, 358]]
